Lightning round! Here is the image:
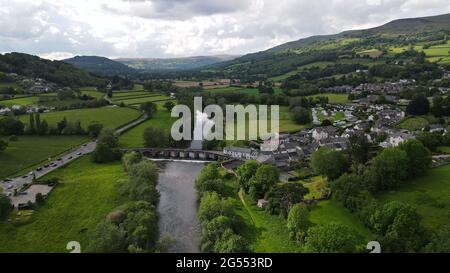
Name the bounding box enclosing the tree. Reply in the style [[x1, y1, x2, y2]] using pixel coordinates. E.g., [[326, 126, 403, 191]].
[[87, 122, 104, 138], [0, 194, 12, 218], [321, 119, 332, 126], [91, 142, 120, 163], [406, 95, 430, 115], [266, 183, 309, 217], [28, 113, 36, 134], [423, 225, 450, 253], [163, 101, 175, 112], [331, 173, 369, 212], [0, 116, 25, 135], [431, 95, 445, 117], [86, 220, 127, 253], [120, 160, 160, 204], [368, 148, 409, 192], [143, 126, 169, 148], [0, 139, 7, 153], [235, 160, 259, 191], [35, 113, 41, 132], [369, 201, 425, 252], [399, 139, 431, 177], [35, 193, 45, 205], [287, 203, 310, 242], [120, 201, 159, 251], [140, 102, 157, 118], [248, 164, 280, 200], [198, 192, 235, 223], [122, 151, 142, 172], [213, 230, 249, 253], [196, 179, 225, 195], [311, 147, 348, 180], [304, 223, 360, 253], [292, 107, 311, 124], [201, 215, 232, 252], [416, 132, 442, 152], [97, 128, 118, 148], [348, 133, 370, 164], [57, 117, 67, 133], [38, 120, 48, 135]]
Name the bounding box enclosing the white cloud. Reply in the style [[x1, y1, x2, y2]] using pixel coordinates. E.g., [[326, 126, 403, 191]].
[[0, 0, 448, 59]]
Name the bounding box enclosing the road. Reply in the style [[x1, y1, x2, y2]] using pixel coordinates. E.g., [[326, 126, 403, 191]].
[[0, 141, 96, 197], [0, 98, 149, 207]]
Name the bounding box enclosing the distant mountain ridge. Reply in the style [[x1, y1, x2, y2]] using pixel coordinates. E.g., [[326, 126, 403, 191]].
[[63, 56, 136, 76], [208, 13, 450, 78], [0, 52, 106, 87], [115, 55, 239, 71]]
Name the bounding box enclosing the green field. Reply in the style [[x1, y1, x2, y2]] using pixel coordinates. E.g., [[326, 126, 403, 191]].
[[389, 43, 450, 64], [377, 164, 450, 231], [317, 109, 345, 122], [396, 116, 429, 131], [119, 109, 175, 147], [236, 191, 302, 253], [0, 157, 128, 252], [112, 91, 151, 98], [0, 136, 87, 179], [308, 200, 375, 242], [19, 106, 141, 130], [115, 95, 173, 106], [228, 106, 308, 140], [0, 96, 38, 106], [307, 93, 350, 104], [79, 88, 104, 99]]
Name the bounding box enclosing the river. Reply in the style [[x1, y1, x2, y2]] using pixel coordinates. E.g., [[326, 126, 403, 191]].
[[156, 161, 204, 253]]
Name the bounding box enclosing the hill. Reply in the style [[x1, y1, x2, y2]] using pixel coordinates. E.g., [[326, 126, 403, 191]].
[[208, 13, 450, 79], [116, 55, 239, 71], [0, 52, 106, 88], [63, 56, 136, 76]]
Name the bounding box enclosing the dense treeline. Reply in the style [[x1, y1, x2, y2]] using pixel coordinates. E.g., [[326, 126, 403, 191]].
[[87, 152, 162, 253], [0, 53, 107, 88], [196, 163, 250, 253], [311, 136, 449, 252]]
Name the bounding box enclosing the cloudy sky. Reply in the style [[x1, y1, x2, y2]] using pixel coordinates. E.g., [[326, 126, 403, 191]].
[[0, 0, 449, 60]]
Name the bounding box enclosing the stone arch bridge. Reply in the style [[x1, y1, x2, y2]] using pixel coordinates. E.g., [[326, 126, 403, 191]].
[[120, 148, 230, 161]]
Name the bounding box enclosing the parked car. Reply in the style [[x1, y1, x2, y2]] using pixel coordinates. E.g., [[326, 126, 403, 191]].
[[7, 184, 13, 189], [36, 167, 43, 171], [57, 158, 62, 161], [21, 175, 27, 178]]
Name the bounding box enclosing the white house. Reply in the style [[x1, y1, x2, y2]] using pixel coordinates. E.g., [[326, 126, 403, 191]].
[[311, 127, 337, 142], [223, 147, 258, 160]]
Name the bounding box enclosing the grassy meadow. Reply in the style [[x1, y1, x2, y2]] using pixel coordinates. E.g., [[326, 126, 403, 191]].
[[0, 135, 87, 179], [377, 164, 450, 231], [0, 157, 128, 252], [18, 106, 141, 130]]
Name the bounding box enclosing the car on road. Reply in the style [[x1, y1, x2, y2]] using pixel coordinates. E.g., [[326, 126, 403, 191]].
[[3, 178, 12, 183], [22, 175, 28, 178], [7, 184, 13, 189], [36, 167, 43, 171], [44, 164, 50, 168], [77, 152, 83, 156], [68, 156, 73, 159]]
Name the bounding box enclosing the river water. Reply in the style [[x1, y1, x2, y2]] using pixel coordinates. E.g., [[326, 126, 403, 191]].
[[156, 161, 204, 253]]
